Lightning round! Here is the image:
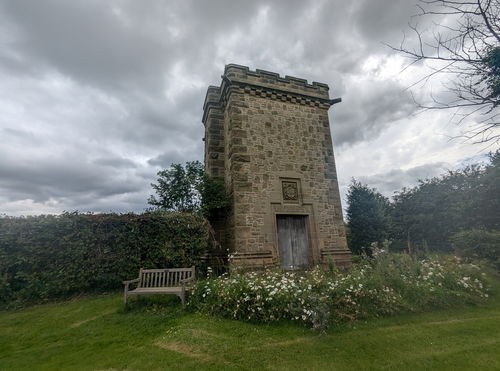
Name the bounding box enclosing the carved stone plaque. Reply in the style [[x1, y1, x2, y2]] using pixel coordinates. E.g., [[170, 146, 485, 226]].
[[282, 181, 299, 201]]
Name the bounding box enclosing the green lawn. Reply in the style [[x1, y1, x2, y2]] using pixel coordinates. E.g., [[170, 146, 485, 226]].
[[1, 290, 500, 370]]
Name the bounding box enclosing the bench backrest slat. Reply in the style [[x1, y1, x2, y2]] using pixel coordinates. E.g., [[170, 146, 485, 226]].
[[137, 267, 195, 288]]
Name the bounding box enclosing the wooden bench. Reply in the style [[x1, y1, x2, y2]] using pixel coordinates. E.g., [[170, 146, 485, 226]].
[[123, 267, 195, 305]]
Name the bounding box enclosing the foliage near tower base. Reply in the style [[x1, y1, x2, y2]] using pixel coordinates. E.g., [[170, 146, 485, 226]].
[[451, 229, 500, 271], [190, 252, 489, 332]]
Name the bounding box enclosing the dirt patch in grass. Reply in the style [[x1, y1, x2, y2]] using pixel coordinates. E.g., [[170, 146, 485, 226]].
[[423, 316, 500, 326], [380, 315, 500, 331], [248, 336, 309, 350], [154, 340, 213, 361], [189, 328, 223, 338], [70, 309, 115, 328]]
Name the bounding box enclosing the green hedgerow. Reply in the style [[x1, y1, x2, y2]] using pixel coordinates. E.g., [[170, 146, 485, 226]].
[[0, 211, 211, 308], [189, 252, 489, 332]]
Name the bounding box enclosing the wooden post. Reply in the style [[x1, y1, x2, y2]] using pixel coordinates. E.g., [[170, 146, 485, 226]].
[[181, 285, 186, 306], [123, 284, 128, 305]]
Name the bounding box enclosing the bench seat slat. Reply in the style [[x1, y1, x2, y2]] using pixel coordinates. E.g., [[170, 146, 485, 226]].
[[129, 287, 184, 294]]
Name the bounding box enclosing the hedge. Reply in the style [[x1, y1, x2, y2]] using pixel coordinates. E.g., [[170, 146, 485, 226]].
[[451, 229, 500, 271], [0, 211, 211, 308]]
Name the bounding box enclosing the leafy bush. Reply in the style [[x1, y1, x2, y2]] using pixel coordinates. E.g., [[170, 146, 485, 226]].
[[451, 229, 500, 271], [190, 252, 488, 332], [390, 151, 499, 253], [147, 161, 230, 218], [346, 180, 390, 255], [200, 175, 230, 218], [0, 211, 211, 308], [148, 161, 204, 212]]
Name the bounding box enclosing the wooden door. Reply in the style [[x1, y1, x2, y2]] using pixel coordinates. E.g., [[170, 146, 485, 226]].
[[276, 215, 310, 270]]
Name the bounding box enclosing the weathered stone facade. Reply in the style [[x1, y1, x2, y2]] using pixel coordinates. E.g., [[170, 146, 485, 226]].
[[203, 64, 351, 269]]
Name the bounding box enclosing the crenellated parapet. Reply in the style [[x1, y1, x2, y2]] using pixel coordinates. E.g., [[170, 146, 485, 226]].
[[202, 64, 341, 124], [223, 63, 331, 98]]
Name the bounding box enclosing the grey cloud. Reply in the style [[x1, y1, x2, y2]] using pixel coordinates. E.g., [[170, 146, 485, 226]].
[[2, 128, 37, 142], [0, 0, 476, 216], [60, 190, 150, 214], [93, 157, 137, 169], [1, 0, 172, 92], [332, 79, 416, 147], [358, 162, 450, 197], [0, 0, 269, 92], [147, 149, 195, 168], [353, 0, 419, 44], [0, 156, 143, 203]]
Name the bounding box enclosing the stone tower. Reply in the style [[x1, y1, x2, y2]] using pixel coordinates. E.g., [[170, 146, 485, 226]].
[[203, 64, 351, 269]]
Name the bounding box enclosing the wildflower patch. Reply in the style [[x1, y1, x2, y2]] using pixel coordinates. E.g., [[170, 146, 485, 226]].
[[190, 253, 489, 332]]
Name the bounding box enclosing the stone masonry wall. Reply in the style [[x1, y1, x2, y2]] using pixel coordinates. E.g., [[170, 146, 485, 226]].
[[203, 64, 351, 269]]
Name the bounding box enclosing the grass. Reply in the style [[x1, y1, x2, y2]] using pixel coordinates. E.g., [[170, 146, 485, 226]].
[[1, 281, 500, 370]]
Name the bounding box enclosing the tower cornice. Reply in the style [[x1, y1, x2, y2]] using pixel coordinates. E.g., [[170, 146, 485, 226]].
[[202, 64, 341, 124]]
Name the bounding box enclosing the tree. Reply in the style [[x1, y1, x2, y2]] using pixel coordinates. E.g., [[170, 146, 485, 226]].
[[148, 161, 204, 212], [451, 229, 500, 270], [390, 0, 500, 143], [473, 149, 500, 229], [346, 180, 390, 255], [148, 161, 229, 216], [390, 169, 479, 253], [390, 150, 500, 252], [345, 152, 499, 255], [198, 175, 230, 218]]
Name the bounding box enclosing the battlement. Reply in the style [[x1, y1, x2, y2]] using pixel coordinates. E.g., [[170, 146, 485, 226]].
[[203, 64, 338, 123], [223, 64, 330, 98], [222, 64, 329, 99]]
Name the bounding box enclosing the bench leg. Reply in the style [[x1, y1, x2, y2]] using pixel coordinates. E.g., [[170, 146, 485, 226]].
[[180, 287, 186, 306]]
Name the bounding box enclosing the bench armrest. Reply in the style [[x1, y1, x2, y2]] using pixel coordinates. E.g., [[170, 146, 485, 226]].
[[123, 278, 140, 285]]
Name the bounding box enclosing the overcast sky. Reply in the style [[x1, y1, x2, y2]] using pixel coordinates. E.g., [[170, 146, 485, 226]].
[[0, 0, 496, 216]]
